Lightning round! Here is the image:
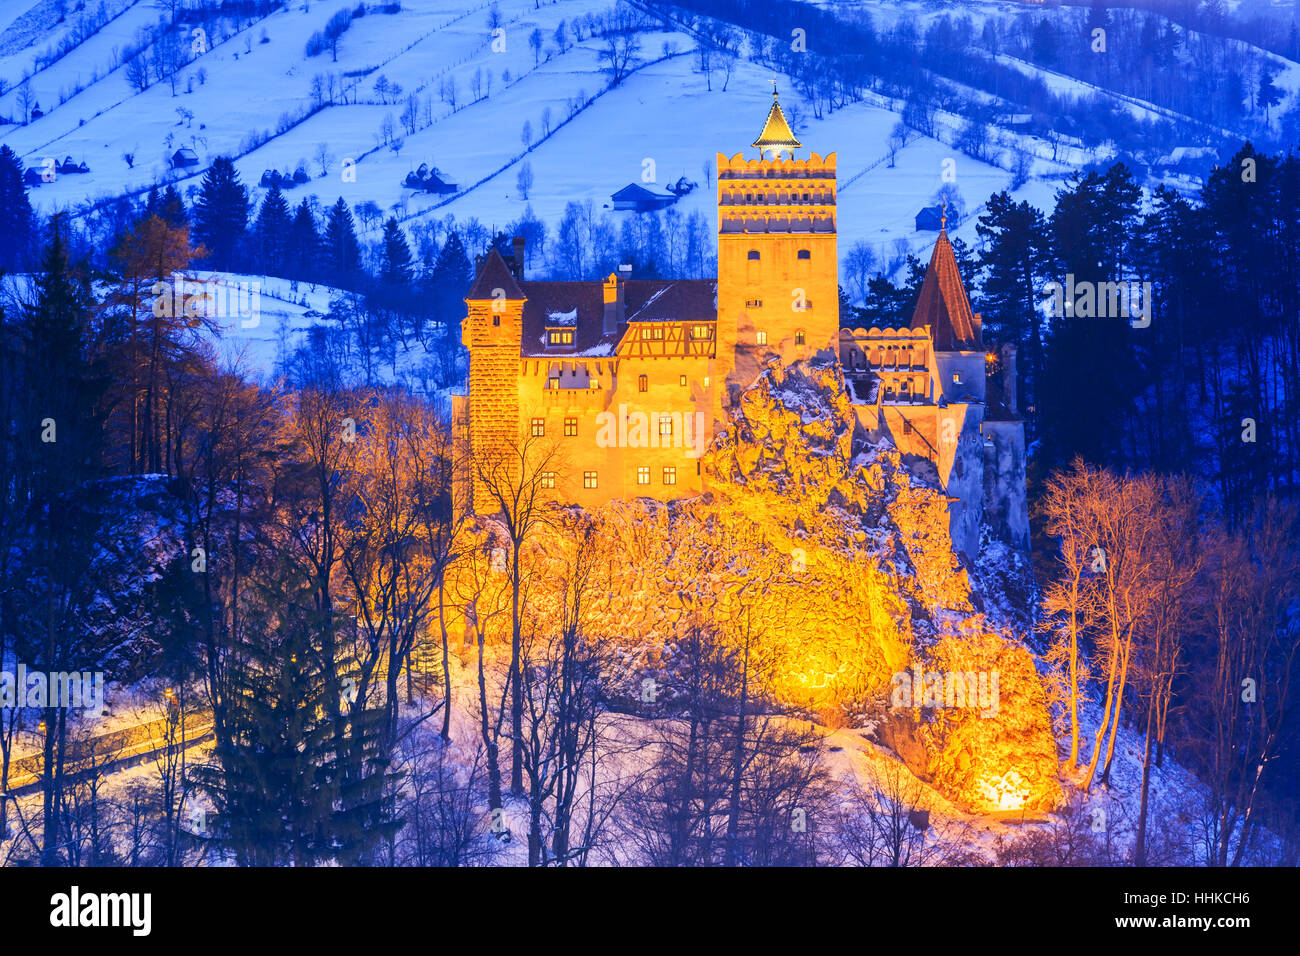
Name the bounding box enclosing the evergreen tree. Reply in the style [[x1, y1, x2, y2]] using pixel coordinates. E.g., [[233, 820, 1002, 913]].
[[379, 217, 413, 286], [322, 197, 361, 285], [428, 230, 472, 335], [0, 144, 35, 271], [11, 223, 108, 864], [195, 572, 397, 866], [192, 157, 250, 271], [1039, 165, 1144, 470], [254, 183, 292, 271], [287, 199, 320, 280], [159, 184, 187, 226], [976, 191, 1053, 434]]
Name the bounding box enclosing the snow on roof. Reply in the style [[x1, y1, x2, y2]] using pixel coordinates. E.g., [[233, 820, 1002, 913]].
[[546, 308, 578, 326]]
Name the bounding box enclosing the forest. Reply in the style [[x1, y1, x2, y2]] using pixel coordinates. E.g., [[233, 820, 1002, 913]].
[[0, 124, 1298, 865]]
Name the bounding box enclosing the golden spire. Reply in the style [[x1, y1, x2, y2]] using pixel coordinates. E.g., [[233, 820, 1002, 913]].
[[752, 80, 801, 158]]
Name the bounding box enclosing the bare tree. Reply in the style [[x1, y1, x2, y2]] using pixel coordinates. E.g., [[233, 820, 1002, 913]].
[[474, 431, 561, 796]]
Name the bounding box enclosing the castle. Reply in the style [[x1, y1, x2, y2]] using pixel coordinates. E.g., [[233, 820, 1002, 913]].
[[453, 90, 1028, 558]]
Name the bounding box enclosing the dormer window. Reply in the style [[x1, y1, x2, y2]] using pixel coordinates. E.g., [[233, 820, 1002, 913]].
[[548, 330, 574, 346]]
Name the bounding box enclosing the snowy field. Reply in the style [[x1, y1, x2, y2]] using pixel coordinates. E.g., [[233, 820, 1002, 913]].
[[0, 0, 1083, 268]]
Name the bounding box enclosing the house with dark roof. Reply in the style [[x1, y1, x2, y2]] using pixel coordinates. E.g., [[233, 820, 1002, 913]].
[[405, 162, 457, 194], [171, 148, 200, 169], [915, 205, 945, 232], [611, 183, 678, 212]]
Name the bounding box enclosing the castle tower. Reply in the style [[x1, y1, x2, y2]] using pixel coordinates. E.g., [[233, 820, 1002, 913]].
[[714, 86, 839, 412], [461, 247, 525, 509], [910, 219, 987, 559]]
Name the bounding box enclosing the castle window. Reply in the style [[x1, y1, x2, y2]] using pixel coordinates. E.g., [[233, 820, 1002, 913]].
[[492, 316, 500, 327], [663, 466, 677, 486], [636, 466, 651, 486], [691, 324, 712, 338], [747, 250, 760, 260], [745, 299, 762, 309], [540, 471, 556, 489], [679, 374, 687, 387], [659, 414, 673, 438], [548, 330, 574, 346], [564, 417, 578, 437], [756, 330, 768, 346], [952, 371, 962, 384], [795, 330, 806, 346], [583, 471, 598, 489], [646, 326, 664, 340], [531, 418, 545, 437], [548, 373, 560, 388], [638, 374, 649, 393], [903, 420, 915, 436], [797, 249, 811, 260], [703, 376, 710, 387]]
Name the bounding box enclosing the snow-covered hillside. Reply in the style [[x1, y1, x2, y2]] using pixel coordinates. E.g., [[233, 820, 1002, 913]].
[[0, 0, 1062, 267]]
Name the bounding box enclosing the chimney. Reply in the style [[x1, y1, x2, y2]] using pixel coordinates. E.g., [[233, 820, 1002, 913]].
[[511, 236, 526, 279], [1000, 342, 1018, 417], [602, 272, 624, 336]]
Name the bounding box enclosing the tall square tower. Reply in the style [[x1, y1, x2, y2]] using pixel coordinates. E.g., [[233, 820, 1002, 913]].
[[714, 86, 839, 410]]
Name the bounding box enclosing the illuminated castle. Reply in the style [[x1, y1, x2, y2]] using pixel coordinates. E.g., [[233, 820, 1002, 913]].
[[453, 89, 1028, 557]]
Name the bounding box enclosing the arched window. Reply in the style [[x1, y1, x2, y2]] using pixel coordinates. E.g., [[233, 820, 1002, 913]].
[[795, 330, 806, 346]]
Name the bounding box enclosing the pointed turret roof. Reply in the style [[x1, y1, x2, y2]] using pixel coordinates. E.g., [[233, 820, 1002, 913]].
[[466, 246, 525, 301], [910, 225, 980, 351], [752, 84, 801, 155]]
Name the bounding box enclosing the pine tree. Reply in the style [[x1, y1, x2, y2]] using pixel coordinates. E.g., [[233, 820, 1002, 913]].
[[379, 217, 413, 286], [976, 191, 1052, 430], [194, 573, 397, 866], [159, 184, 187, 226], [254, 183, 292, 271], [287, 199, 320, 280], [13, 222, 108, 865], [428, 230, 471, 336], [0, 144, 35, 271], [1040, 165, 1144, 470], [322, 197, 361, 285], [192, 156, 250, 271], [143, 185, 161, 220]]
